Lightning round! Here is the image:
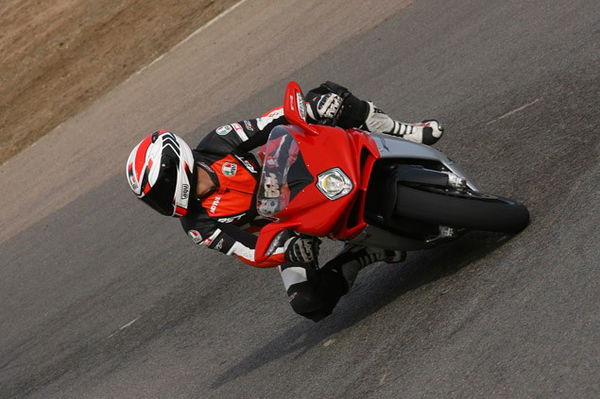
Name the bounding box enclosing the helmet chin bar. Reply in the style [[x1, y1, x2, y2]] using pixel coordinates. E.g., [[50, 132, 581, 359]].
[[172, 162, 191, 217]]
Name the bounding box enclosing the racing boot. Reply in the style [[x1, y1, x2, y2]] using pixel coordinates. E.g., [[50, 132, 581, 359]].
[[364, 102, 444, 145], [322, 244, 406, 289]]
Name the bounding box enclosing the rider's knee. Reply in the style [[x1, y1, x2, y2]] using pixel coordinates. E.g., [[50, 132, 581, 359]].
[[287, 269, 348, 322], [287, 281, 327, 319]]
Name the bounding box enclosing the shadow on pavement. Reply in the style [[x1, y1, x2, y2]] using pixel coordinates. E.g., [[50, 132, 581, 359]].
[[212, 231, 514, 388]]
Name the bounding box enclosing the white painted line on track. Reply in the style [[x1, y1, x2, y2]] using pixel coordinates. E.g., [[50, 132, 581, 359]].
[[119, 317, 140, 330], [487, 98, 541, 125], [379, 370, 389, 386], [133, 0, 251, 77]]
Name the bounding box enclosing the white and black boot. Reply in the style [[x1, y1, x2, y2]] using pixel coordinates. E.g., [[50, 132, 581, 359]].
[[363, 102, 444, 145], [323, 244, 406, 289]]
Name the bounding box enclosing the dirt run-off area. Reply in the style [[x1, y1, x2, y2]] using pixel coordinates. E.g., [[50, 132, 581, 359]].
[[0, 0, 238, 165]]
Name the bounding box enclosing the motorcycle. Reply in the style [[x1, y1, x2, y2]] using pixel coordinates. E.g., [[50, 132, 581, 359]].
[[252, 81, 529, 266]]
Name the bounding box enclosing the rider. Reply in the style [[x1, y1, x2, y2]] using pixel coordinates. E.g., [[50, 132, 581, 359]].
[[126, 81, 443, 321]]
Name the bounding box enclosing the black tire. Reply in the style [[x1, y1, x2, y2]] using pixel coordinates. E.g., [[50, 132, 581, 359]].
[[394, 185, 530, 233]]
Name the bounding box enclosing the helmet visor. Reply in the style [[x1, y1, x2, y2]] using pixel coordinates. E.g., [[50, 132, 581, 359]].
[[140, 154, 178, 215]]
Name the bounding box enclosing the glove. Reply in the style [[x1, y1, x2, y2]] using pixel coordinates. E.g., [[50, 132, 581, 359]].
[[285, 235, 321, 264], [306, 93, 343, 123]]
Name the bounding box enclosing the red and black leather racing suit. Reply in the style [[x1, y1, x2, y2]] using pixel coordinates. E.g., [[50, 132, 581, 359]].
[[180, 82, 369, 267]]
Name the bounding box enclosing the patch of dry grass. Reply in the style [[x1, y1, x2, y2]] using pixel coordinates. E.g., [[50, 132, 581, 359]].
[[0, 0, 238, 164]]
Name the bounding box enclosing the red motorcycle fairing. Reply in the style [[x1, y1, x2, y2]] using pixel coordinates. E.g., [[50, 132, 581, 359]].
[[252, 81, 380, 266]]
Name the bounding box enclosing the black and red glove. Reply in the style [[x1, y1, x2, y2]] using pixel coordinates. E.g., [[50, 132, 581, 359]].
[[285, 235, 321, 264]]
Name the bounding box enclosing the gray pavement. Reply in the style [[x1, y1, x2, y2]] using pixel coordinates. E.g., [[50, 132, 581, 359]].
[[1, 0, 599, 397]]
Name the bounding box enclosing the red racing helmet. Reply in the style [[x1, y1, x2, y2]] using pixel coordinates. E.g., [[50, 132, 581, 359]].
[[126, 130, 195, 217]]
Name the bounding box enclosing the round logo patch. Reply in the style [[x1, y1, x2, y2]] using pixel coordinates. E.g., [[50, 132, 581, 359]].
[[216, 125, 233, 135], [222, 162, 237, 176]]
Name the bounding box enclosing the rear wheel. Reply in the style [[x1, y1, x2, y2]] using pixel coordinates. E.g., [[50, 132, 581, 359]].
[[394, 185, 530, 233]]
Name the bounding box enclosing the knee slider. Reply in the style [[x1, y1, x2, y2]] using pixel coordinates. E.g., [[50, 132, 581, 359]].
[[287, 281, 326, 316]]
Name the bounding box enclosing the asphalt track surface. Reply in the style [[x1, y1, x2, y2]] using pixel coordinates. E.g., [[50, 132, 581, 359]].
[[1, 0, 599, 397]]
